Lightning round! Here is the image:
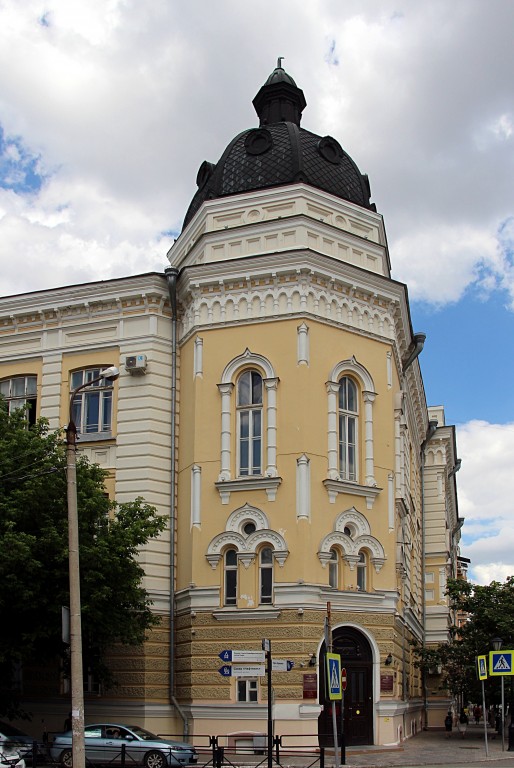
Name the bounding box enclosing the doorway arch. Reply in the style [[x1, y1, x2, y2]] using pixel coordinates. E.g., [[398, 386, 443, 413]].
[[318, 625, 374, 746]]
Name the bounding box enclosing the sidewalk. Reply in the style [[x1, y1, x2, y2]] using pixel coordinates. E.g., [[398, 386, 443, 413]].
[[341, 723, 511, 767]]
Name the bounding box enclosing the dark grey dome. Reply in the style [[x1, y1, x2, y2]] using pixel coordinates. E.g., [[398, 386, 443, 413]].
[[182, 62, 375, 229]]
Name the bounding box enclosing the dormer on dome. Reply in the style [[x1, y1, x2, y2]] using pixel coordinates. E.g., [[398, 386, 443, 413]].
[[182, 62, 375, 230]]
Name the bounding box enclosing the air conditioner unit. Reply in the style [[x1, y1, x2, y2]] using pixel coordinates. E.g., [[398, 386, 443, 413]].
[[125, 354, 147, 375]]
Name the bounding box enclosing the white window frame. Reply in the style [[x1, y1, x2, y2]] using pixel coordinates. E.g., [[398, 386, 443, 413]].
[[357, 551, 367, 591], [1, 375, 38, 425], [329, 548, 339, 589], [218, 349, 278, 484], [70, 367, 115, 438], [326, 357, 377, 496], [224, 548, 238, 606], [237, 678, 258, 702], [338, 376, 358, 482], [259, 546, 274, 605], [236, 369, 263, 477]]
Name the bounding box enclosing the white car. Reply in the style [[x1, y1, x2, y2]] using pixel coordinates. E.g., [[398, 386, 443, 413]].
[[0, 742, 25, 768]]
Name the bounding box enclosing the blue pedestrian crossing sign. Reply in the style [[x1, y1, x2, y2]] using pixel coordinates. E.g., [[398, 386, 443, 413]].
[[326, 653, 342, 700], [489, 650, 514, 676], [477, 655, 488, 681]]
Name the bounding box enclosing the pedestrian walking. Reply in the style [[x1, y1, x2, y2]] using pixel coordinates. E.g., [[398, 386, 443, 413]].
[[444, 710, 453, 738], [458, 707, 468, 737]]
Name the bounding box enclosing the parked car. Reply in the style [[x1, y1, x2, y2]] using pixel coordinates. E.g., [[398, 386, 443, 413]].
[[50, 724, 197, 768], [0, 726, 26, 768], [0, 722, 36, 767]]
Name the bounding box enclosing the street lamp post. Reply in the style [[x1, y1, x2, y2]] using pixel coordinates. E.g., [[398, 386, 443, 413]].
[[492, 637, 505, 752], [66, 366, 119, 768]]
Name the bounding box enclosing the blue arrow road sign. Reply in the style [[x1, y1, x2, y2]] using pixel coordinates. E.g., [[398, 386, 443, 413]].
[[219, 665, 232, 676]]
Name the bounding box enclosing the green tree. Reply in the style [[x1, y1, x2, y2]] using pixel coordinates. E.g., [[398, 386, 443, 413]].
[[413, 577, 514, 705], [0, 406, 167, 718]]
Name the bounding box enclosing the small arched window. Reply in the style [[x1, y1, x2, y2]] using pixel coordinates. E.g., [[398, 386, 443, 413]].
[[259, 547, 273, 604], [338, 376, 358, 481], [329, 548, 339, 589], [237, 370, 263, 476], [357, 551, 367, 591], [224, 549, 238, 606]]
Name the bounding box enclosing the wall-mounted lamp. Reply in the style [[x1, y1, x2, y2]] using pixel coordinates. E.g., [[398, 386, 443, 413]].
[[309, 654, 317, 667], [384, 653, 393, 666]]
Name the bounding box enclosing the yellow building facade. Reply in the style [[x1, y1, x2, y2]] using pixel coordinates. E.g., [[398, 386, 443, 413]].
[[0, 64, 461, 747]]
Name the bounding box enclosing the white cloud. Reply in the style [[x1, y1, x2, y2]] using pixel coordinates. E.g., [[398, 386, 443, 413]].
[[0, 0, 513, 299], [456, 420, 514, 584]]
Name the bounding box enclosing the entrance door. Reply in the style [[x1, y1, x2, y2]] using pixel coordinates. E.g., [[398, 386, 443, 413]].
[[318, 626, 373, 746], [344, 665, 373, 744]]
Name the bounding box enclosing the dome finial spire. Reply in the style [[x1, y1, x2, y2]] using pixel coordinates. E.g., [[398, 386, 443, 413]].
[[253, 61, 306, 126]]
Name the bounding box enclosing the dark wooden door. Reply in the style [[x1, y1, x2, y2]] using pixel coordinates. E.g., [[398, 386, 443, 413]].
[[318, 627, 373, 747], [343, 666, 373, 744]]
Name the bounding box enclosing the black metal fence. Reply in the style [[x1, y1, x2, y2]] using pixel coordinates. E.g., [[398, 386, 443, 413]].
[[2, 736, 326, 768]]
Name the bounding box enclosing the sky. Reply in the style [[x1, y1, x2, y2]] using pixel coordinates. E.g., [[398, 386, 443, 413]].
[[1, 0, 513, 586]]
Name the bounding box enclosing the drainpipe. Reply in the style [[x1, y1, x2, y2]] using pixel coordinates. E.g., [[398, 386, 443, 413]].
[[402, 333, 426, 373], [420, 418, 438, 728], [164, 266, 189, 739]]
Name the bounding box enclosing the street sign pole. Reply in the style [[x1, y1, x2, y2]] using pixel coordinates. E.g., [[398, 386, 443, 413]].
[[327, 602, 340, 768], [263, 639, 272, 768], [476, 656, 488, 758]]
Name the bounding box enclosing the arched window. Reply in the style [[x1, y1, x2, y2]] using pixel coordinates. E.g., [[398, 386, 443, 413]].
[[329, 548, 339, 589], [338, 376, 358, 481], [1, 375, 37, 425], [224, 549, 238, 606], [237, 370, 263, 476], [259, 547, 273, 604], [357, 551, 367, 591]]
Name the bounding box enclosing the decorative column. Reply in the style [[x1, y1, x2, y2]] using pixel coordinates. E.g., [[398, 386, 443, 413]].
[[363, 390, 376, 486], [264, 378, 279, 477], [326, 381, 339, 480], [297, 322, 309, 365], [194, 336, 203, 378], [296, 454, 311, 520], [217, 382, 234, 481], [191, 464, 201, 527]]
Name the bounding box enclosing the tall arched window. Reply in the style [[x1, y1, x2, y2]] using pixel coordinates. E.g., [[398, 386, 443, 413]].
[[224, 549, 238, 606], [329, 548, 339, 589], [338, 376, 358, 481], [259, 547, 273, 604], [357, 551, 367, 591], [237, 370, 263, 476]]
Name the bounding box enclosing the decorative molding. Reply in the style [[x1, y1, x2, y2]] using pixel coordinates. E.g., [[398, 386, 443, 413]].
[[323, 478, 381, 509], [318, 507, 386, 574], [215, 476, 282, 504]]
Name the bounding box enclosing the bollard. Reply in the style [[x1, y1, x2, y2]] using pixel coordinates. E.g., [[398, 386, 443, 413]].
[[320, 746, 324, 768], [508, 721, 514, 751], [215, 746, 224, 768], [273, 735, 281, 765], [120, 743, 126, 768]]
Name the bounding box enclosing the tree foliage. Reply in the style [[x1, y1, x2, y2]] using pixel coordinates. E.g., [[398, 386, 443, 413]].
[[0, 406, 167, 717], [413, 576, 514, 703]]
